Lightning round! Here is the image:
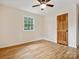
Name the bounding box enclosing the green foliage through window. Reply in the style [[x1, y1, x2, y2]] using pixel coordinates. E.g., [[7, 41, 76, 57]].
[[24, 16, 35, 31]]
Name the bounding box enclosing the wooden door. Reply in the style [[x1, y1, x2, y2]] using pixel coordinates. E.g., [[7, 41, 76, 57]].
[[57, 13, 68, 46]]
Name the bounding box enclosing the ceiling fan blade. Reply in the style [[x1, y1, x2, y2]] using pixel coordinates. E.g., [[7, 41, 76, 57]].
[[46, 4, 54, 7], [32, 5, 40, 7]]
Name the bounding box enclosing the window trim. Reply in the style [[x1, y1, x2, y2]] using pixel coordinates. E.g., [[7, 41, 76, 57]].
[[23, 16, 35, 31]]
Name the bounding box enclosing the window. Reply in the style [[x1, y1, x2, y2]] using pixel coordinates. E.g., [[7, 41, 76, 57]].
[[24, 16, 35, 31]]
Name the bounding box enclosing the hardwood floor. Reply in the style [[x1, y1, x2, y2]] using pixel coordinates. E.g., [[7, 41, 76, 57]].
[[0, 40, 79, 59]]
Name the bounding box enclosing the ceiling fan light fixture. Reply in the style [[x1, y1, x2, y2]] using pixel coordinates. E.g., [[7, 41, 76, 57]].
[[40, 4, 46, 9], [32, 0, 54, 10]]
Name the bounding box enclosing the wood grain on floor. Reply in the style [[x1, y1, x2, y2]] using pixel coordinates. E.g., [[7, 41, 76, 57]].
[[0, 40, 79, 59]]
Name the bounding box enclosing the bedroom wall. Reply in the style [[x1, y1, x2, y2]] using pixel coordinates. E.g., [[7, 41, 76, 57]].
[[44, 0, 77, 48], [0, 5, 44, 48]]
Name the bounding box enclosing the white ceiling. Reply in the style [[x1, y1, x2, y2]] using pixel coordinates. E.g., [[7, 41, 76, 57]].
[[0, 0, 56, 15], [0, 0, 79, 15], [76, 0, 79, 3]]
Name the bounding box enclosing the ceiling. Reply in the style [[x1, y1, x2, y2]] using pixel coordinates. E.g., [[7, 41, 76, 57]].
[[0, 0, 79, 15], [0, 0, 56, 15]]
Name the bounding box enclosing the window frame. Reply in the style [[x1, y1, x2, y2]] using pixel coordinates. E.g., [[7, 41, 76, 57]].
[[23, 16, 35, 31]]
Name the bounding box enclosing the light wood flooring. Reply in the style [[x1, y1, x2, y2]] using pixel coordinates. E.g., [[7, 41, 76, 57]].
[[0, 40, 79, 59]]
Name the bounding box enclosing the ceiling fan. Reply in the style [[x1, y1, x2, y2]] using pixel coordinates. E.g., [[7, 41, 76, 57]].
[[32, 0, 54, 10]]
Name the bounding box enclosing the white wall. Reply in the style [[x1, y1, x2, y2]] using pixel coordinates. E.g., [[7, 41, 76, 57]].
[[44, 0, 77, 48], [0, 5, 44, 48]]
